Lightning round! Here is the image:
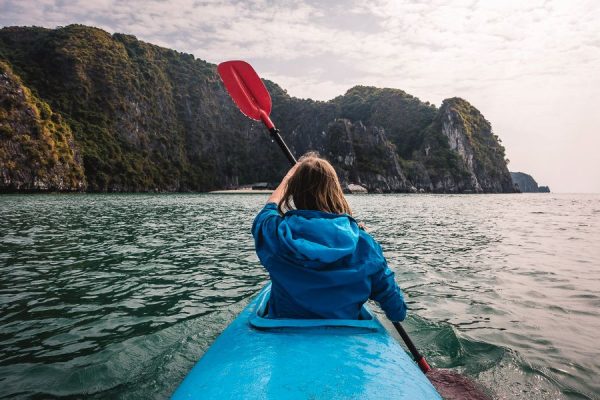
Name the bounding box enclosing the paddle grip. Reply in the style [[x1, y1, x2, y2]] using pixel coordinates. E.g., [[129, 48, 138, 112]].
[[392, 322, 431, 374], [269, 127, 297, 166]]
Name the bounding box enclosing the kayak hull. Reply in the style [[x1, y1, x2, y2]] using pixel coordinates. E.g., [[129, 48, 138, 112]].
[[171, 284, 442, 399]]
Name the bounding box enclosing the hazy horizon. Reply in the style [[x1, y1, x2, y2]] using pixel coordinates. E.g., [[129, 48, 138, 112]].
[[1, 0, 599, 193]]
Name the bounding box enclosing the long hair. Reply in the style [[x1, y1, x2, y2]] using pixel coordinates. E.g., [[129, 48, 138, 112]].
[[278, 153, 352, 216]]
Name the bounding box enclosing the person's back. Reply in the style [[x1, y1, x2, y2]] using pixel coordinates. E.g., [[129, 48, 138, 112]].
[[252, 154, 407, 321]]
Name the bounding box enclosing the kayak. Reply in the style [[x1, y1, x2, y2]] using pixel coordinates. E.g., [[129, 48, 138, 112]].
[[171, 283, 442, 399]]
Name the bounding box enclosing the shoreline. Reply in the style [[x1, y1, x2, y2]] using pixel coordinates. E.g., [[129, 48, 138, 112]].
[[208, 189, 273, 194], [0, 190, 562, 195]]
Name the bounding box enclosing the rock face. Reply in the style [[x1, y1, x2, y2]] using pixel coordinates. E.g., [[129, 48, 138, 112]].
[[0, 25, 515, 193], [323, 119, 412, 193], [432, 98, 514, 193], [0, 61, 85, 191], [511, 172, 551, 193]]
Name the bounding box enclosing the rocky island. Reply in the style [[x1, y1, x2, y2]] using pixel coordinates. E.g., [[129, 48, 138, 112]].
[[510, 172, 551, 193], [1, 25, 514, 193]]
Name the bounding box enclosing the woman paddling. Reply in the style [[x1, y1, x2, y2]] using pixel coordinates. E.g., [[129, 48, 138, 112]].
[[252, 153, 407, 321]]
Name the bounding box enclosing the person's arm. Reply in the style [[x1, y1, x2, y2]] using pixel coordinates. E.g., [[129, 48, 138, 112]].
[[370, 263, 407, 322], [267, 162, 299, 205], [252, 163, 298, 261]]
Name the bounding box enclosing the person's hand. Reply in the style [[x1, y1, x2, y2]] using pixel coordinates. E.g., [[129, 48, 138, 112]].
[[267, 162, 300, 204], [358, 222, 368, 231], [282, 162, 300, 182]]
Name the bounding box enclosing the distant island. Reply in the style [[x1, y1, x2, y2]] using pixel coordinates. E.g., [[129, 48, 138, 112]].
[[510, 172, 551, 193], [1, 25, 515, 194]]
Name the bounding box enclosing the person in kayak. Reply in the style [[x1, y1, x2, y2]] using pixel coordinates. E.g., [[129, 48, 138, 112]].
[[252, 153, 407, 321]]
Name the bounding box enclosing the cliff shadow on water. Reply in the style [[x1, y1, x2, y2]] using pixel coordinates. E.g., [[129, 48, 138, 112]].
[[1, 24, 514, 193]]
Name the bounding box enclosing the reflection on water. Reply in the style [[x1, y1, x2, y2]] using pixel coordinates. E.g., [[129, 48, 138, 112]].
[[1, 193, 599, 399]]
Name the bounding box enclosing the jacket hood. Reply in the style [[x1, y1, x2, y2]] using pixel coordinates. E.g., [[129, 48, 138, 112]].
[[277, 209, 360, 264]]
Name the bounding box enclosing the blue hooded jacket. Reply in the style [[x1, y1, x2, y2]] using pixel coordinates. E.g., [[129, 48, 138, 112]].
[[252, 203, 407, 321]]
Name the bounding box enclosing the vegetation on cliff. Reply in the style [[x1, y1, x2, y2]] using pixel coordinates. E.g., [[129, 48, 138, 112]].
[[0, 61, 85, 191], [0, 24, 514, 193], [333, 85, 437, 160]]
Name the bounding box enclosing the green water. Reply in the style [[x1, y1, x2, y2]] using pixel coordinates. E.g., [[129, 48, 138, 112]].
[[1, 194, 599, 399]]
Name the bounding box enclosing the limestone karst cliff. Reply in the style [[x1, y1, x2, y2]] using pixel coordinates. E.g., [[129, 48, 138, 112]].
[[430, 98, 514, 193], [0, 25, 514, 193]]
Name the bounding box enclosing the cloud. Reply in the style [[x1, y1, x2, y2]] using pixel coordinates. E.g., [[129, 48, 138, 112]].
[[2, 0, 597, 97], [1, 0, 599, 191]]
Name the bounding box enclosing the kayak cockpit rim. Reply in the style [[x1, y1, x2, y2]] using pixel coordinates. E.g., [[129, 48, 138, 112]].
[[248, 284, 381, 332]]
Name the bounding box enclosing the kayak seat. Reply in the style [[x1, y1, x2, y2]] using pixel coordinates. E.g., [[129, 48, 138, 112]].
[[248, 284, 380, 332]]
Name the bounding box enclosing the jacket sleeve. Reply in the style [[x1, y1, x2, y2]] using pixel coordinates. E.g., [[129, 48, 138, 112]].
[[251, 203, 282, 266], [369, 244, 408, 322]]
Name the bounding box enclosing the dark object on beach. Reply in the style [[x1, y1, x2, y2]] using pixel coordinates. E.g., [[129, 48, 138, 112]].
[[251, 182, 270, 190]]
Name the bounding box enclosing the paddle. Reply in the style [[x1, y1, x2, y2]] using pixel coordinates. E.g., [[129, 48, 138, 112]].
[[392, 322, 491, 400], [393, 321, 431, 373], [217, 59, 491, 400], [217, 60, 296, 166]]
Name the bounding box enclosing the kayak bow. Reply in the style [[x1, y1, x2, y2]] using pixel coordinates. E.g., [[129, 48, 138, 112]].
[[171, 283, 442, 399]]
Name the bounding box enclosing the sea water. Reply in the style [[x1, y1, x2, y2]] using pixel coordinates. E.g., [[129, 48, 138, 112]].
[[1, 193, 598, 399]]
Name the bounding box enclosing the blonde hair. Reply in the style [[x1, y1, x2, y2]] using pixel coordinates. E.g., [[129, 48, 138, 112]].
[[278, 153, 352, 216]]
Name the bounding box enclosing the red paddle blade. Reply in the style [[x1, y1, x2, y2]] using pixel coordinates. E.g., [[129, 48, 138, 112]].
[[217, 60, 272, 122]]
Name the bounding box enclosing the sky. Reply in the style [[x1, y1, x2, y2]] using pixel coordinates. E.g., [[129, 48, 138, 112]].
[[1, 0, 599, 192]]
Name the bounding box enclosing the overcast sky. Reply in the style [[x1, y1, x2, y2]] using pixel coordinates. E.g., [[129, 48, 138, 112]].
[[1, 0, 599, 192]]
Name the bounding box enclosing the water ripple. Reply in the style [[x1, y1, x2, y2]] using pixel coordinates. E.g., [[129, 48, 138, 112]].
[[1, 193, 599, 399]]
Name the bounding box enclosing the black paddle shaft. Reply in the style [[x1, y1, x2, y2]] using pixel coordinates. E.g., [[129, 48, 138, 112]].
[[269, 127, 297, 166], [393, 322, 431, 373]]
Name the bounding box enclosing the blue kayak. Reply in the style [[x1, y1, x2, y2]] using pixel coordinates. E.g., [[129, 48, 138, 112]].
[[171, 283, 442, 399]]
